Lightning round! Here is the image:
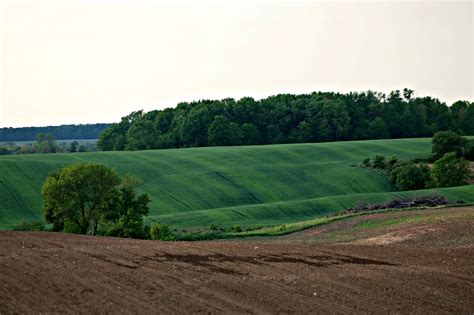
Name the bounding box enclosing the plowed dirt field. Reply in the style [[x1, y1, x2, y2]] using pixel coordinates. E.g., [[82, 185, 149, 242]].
[[1, 207, 473, 314]]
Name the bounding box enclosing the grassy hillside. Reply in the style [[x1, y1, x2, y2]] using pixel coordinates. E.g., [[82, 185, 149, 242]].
[[1, 138, 473, 230]]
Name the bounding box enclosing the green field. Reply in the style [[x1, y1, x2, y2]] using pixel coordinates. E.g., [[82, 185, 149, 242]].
[[1, 138, 473, 230]]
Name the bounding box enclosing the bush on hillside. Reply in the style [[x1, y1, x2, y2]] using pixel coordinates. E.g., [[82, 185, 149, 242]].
[[362, 158, 371, 168], [150, 223, 175, 240], [430, 153, 470, 188], [432, 131, 467, 160], [373, 155, 387, 169], [390, 162, 430, 191], [386, 156, 398, 172]]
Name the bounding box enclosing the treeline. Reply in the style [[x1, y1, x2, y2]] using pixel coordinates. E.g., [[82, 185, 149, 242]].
[[0, 123, 111, 142], [0, 133, 97, 155], [98, 89, 474, 151]]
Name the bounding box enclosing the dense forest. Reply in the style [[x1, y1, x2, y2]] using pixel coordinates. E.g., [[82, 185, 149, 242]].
[[0, 123, 111, 142], [98, 89, 474, 151]]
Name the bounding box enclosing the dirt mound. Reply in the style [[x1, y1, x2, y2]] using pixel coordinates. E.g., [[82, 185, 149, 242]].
[[1, 207, 473, 314]]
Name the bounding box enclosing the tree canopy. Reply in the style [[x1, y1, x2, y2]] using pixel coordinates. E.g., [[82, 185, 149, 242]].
[[42, 163, 150, 236], [97, 90, 474, 151]]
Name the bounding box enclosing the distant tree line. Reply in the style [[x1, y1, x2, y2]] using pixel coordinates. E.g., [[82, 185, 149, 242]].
[[0, 133, 97, 155], [0, 123, 110, 142], [97, 89, 474, 151]]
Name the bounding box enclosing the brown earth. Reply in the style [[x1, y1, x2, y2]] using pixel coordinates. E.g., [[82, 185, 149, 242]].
[[1, 207, 473, 314]]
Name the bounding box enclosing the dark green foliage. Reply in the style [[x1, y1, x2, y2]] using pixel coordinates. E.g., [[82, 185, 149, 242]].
[[69, 141, 79, 153], [98, 111, 143, 151], [208, 115, 242, 146], [240, 123, 260, 145], [0, 124, 110, 142], [150, 222, 174, 240], [386, 156, 398, 172], [13, 221, 46, 231], [390, 162, 430, 191], [101, 176, 151, 239], [367, 117, 389, 139], [0, 147, 11, 155], [42, 163, 121, 234], [373, 155, 386, 169], [430, 153, 470, 188], [42, 164, 150, 237], [97, 90, 474, 151], [432, 131, 467, 160], [462, 140, 474, 161], [362, 158, 371, 167]]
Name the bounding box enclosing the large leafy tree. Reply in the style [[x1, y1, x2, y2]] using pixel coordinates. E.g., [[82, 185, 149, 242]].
[[180, 105, 213, 147], [98, 111, 143, 151], [42, 163, 149, 236], [125, 111, 161, 150]]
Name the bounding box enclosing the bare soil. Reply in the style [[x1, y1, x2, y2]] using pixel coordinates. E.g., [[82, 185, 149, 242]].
[[1, 207, 473, 314]]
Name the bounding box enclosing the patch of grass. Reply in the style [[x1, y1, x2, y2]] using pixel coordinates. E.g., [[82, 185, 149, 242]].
[[353, 216, 425, 230], [218, 203, 474, 239]]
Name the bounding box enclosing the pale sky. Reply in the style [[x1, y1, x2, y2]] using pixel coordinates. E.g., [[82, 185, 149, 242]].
[[0, 0, 472, 128]]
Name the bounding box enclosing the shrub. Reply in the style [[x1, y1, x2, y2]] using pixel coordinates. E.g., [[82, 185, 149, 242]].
[[373, 155, 386, 169], [432, 131, 467, 160], [150, 222, 174, 240], [431, 153, 470, 188], [390, 162, 430, 191], [362, 158, 371, 168], [233, 225, 242, 233], [387, 156, 398, 172]]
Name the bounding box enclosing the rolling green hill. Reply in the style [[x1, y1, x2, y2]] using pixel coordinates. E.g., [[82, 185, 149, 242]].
[[1, 138, 473, 230]]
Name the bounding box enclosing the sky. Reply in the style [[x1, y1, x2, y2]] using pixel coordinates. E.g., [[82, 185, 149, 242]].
[[0, 0, 472, 128]]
